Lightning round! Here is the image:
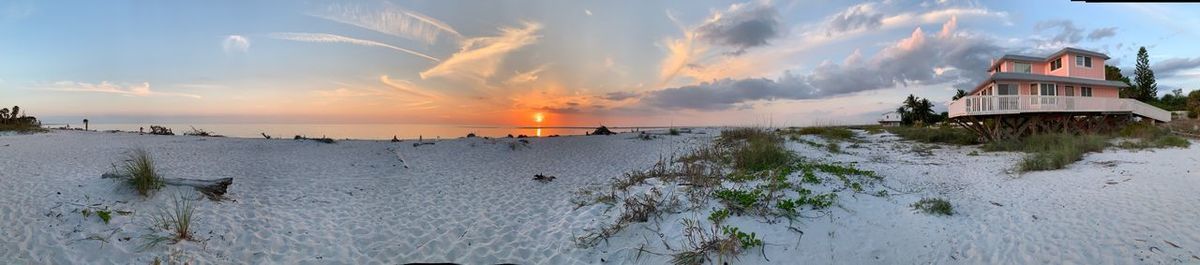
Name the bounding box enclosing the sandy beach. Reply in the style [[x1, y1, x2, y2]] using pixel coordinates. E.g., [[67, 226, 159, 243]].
[[0, 129, 1197, 264]]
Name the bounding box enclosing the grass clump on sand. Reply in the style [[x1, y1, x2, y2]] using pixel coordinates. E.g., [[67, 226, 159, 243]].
[[117, 149, 164, 196], [1115, 123, 1191, 149], [142, 193, 197, 250], [911, 198, 953, 216], [783, 126, 856, 141], [731, 135, 793, 172], [984, 133, 1108, 171], [671, 218, 762, 265], [887, 126, 979, 145]]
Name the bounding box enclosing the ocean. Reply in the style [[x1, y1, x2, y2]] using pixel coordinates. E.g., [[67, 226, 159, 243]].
[[73, 123, 675, 140]]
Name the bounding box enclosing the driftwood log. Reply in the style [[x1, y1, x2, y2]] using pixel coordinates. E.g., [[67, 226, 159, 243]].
[[101, 173, 233, 200]]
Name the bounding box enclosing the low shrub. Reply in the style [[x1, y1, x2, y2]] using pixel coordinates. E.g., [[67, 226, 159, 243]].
[[912, 198, 953, 216]]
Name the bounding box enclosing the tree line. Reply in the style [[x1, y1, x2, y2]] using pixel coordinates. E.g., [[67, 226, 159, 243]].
[[1107, 47, 1200, 118]]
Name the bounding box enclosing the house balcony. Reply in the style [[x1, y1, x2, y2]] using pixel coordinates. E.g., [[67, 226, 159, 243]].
[[948, 95, 1171, 122]]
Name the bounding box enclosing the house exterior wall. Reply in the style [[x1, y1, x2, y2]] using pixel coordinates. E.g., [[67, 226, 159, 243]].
[[1047, 54, 1071, 77], [1064, 54, 1105, 80], [994, 52, 1106, 80], [972, 81, 1119, 98]]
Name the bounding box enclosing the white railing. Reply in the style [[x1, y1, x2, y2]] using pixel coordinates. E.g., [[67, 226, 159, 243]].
[[948, 95, 1171, 122]]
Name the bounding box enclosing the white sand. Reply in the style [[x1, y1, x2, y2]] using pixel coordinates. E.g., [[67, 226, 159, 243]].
[[0, 129, 1198, 264]]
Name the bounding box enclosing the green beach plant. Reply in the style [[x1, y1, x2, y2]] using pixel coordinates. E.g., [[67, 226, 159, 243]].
[[912, 198, 954, 216], [119, 149, 164, 196]]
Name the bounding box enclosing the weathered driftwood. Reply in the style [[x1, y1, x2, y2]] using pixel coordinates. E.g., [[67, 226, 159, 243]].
[[101, 173, 232, 200]]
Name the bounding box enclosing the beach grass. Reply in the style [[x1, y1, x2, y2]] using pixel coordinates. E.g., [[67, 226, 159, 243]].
[[156, 194, 196, 241], [784, 126, 856, 141], [120, 149, 164, 196], [984, 133, 1108, 171], [886, 126, 979, 145], [1115, 123, 1191, 149]]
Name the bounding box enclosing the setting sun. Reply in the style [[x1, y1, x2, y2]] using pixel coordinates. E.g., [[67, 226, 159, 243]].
[[533, 112, 545, 123]]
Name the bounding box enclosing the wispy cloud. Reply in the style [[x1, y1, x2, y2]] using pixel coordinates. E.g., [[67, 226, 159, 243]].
[[44, 81, 202, 99], [310, 1, 461, 45], [380, 75, 437, 99], [222, 35, 250, 54], [268, 32, 440, 62], [419, 22, 542, 80], [505, 65, 548, 85]]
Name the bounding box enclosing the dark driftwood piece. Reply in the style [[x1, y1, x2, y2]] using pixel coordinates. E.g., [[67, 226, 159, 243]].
[[101, 173, 233, 200]]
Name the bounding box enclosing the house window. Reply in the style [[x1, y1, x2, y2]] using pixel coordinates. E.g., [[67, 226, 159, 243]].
[[1013, 62, 1032, 73], [1050, 58, 1062, 71], [1065, 86, 1075, 96], [1081, 87, 1093, 97], [1040, 83, 1057, 96], [1076, 55, 1092, 67], [1039, 83, 1058, 104]]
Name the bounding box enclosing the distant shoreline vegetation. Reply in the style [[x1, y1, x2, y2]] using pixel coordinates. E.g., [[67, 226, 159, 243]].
[[0, 105, 45, 133]]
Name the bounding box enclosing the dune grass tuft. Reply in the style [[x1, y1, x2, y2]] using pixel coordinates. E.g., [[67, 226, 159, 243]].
[[912, 198, 954, 216], [120, 149, 164, 196], [985, 133, 1108, 171], [156, 194, 196, 241]]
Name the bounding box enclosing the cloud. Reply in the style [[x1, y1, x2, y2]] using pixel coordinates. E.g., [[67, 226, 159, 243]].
[[1153, 57, 1200, 78], [603, 91, 641, 101], [222, 35, 250, 53], [1087, 27, 1117, 41], [44, 81, 201, 99], [268, 32, 439, 62], [1031, 20, 1084, 51], [826, 3, 883, 34], [643, 16, 1004, 110], [310, 1, 461, 44], [881, 7, 1011, 28], [695, 2, 782, 54], [380, 75, 436, 98], [505, 65, 547, 85], [657, 10, 703, 86], [585, 9, 592, 16], [419, 22, 542, 80]]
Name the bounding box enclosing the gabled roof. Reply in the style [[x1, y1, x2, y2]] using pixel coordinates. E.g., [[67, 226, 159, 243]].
[[987, 47, 1111, 71], [970, 72, 1130, 94]]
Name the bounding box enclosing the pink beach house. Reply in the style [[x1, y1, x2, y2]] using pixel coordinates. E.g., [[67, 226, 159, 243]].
[[947, 47, 1170, 141]]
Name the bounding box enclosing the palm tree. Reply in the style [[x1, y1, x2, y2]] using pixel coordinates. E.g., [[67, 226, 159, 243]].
[[952, 89, 968, 100], [0, 108, 8, 123]]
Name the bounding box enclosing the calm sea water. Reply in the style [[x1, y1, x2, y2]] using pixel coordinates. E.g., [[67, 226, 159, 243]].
[[78, 123, 674, 140]]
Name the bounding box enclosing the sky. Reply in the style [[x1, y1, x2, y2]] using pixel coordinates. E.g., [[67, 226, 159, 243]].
[[2, 0, 1199, 127]]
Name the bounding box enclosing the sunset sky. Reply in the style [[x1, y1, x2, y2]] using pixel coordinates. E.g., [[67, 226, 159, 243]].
[[2, 0, 1199, 127]]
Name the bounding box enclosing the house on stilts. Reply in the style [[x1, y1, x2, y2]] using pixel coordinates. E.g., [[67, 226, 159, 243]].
[[948, 47, 1171, 142]]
